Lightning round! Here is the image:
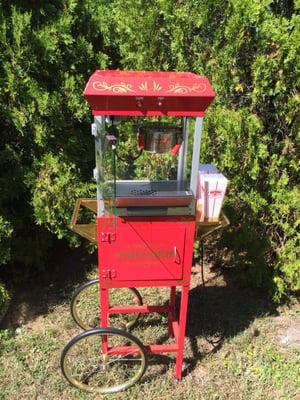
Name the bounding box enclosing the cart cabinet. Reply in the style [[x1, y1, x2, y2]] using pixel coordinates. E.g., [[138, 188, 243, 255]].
[[98, 216, 195, 283]]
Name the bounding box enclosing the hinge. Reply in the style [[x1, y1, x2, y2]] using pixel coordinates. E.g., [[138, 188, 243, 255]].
[[101, 269, 117, 279], [100, 232, 116, 242]]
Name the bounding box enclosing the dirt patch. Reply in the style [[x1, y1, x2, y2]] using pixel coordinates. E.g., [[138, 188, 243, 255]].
[[191, 261, 226, 289], [276, 314, 300, 350], [2, 289, 49, 330], [25, 315, 47, 333]]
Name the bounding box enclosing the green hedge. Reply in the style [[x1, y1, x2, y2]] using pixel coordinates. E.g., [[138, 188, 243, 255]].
[[0, 281, 10, 322], [0, 1, 299, 301]]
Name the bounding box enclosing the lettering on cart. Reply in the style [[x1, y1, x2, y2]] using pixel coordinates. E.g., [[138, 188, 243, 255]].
[[118, 249, 173, 259]]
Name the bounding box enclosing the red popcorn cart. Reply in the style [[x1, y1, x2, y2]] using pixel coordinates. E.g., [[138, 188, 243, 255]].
[[61, 70, 225, 394]]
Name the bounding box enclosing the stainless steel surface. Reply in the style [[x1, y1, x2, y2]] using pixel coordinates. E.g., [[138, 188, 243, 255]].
[[112, 180, 193, 207], [177, 117, 189, 182], [115, 205, 192, 217], [94, 116, 106, 217], [190, 117, 203, 196], [115, 180, 188, 195], [138, 124, 182, 153]]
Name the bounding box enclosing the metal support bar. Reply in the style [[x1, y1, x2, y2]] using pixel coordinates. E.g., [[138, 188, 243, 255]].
[[168, 286, 176, 336], [177, 117, 189, 184], [175, 285, 190, 380], [172, 320, 179, 342], [100, 287, 109, 353], [190, 117, 203, 197], [107, 343, 179, 355], [94, 116, 106, 217], [108, 305, 170, 314]]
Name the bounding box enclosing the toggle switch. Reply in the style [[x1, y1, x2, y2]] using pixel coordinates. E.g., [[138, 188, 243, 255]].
[[136, 97, 144, 108], [157, 97, 164, 107]]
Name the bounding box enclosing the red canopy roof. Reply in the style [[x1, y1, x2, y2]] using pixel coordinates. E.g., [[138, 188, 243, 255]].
[[83, 70, 215, 116]]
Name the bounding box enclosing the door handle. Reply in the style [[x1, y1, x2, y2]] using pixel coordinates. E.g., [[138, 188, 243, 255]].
[[173, 246, 180, 264]]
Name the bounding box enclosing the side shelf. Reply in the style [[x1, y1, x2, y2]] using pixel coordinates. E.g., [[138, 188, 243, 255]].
[[69, 198, 97, 242], [196, 211, 230, 240]]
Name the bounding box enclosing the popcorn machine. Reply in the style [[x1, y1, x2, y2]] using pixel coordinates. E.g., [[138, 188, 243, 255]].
[[61, 70, 222, 394]]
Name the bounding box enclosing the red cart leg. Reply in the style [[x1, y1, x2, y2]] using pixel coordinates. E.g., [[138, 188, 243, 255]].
[[175, 285, 189, 380], [100, 287, 109, 353], [168, 286, 176, 336]]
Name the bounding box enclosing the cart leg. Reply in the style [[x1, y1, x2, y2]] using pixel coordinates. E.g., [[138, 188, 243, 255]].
[[100, 287, 109, 353], [175, 285, 189, 380], [168, 286, 176, 337]]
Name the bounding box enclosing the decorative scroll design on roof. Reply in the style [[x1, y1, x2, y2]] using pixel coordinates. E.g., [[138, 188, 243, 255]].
[[166, 83, 207, 94], [138, 81, 148, 91], [153, 81, 162, 91], [92, 80, 207, 94], [137, 81, 163, 92], [92, 81, 136, 93]]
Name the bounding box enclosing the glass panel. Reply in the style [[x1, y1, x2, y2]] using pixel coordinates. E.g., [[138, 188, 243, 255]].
[[94, 116, 194, 219], [94, 117, 117, 221]]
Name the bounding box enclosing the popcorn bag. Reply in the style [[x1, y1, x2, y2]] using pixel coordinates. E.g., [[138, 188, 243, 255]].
[[196, 164, 229, 222]]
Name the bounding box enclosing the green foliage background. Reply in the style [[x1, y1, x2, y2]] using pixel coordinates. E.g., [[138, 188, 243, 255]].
[[0, 0, 299, 302]]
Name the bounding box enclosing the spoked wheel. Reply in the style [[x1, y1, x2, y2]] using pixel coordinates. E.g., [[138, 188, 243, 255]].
[[61, 327, 147, 394], [70, 279, 143, 330]]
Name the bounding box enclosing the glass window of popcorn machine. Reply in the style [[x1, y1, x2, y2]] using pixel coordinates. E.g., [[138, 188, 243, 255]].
[[93, 115, 195, 219]]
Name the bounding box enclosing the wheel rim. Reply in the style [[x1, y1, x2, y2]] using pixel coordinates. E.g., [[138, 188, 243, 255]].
[[71, 279, 142, 331], [61, 328, 147, 394]]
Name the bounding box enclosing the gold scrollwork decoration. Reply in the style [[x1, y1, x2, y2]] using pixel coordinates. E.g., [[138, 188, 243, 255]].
[[166, 83, 206, 94], [138, 81, 148, 91], [153, 81, 162, 91], [92, 81, 136, 93]]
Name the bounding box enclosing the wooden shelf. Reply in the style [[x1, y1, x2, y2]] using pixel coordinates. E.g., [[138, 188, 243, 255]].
[[196, 211, 229, 240]]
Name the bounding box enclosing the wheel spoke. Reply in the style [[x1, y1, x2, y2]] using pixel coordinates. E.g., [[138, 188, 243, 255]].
[[81, 363, 105, 383], [104, 354, 143, 367]]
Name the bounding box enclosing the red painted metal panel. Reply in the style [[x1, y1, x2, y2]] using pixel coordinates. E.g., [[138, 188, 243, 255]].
[[93, 110, 205, 117], [98, 215, 196, 287], [98, 217, 187, 281], [83, 70, 215, 116]]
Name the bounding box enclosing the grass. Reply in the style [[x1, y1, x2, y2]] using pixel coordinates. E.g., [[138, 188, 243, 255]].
[[0, 247, 299, 400]]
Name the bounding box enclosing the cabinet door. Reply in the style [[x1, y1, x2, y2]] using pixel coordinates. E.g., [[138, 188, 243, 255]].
[[99, 220, 186, 281]]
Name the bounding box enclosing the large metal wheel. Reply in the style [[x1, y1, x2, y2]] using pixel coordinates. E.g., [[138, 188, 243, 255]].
[[61, 327, 147, 394], [70, 279, 143, 330]]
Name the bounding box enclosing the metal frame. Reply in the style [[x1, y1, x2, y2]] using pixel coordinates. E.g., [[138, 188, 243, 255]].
[[93, 114, 203, 381], [93, 116, 106, 217], [98, 284, 190, 380], [177, 117, 189, 183], [190, 117, 203, 197]]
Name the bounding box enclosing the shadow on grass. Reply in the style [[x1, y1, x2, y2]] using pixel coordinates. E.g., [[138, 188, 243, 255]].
[[181, 269, 278, 376], [140, 271, 278, 379], [1, 240, 97, 330]]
